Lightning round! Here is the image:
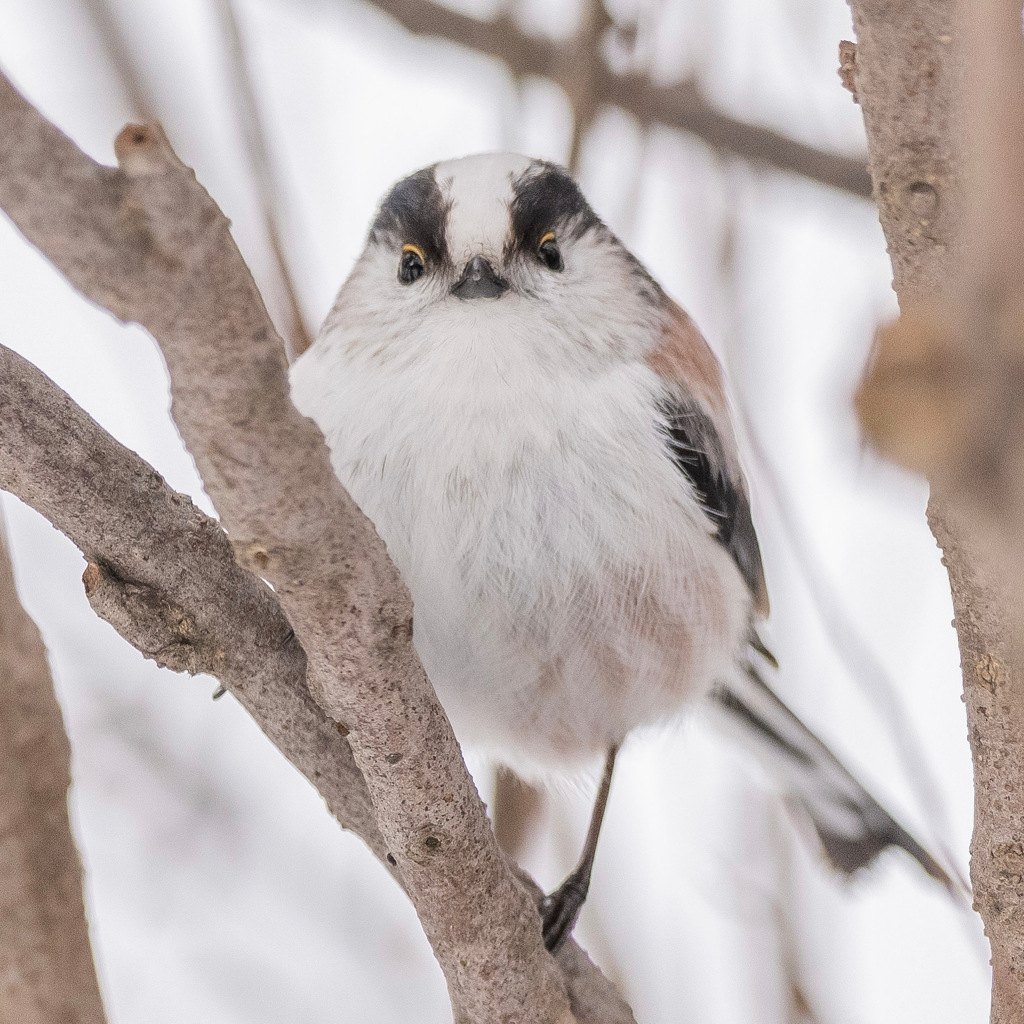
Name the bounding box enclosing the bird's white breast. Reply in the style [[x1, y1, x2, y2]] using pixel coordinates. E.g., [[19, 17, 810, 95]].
[[290, 306, 751, 774]]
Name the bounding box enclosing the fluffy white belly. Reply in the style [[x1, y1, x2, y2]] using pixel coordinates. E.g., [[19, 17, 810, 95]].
[[291, 339, 751, 772]]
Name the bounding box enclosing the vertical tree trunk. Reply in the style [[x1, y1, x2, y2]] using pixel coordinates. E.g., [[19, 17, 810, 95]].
[[846, 2, 1024, 1019], [0, 513, 107, 1023], [928, 505, 1024, 1020]]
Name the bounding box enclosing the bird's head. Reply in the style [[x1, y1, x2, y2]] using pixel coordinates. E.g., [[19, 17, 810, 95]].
[[329, 154, 663, 367]]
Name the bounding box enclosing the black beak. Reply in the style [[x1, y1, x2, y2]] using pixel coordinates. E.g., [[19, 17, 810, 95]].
[[451, 255, 509, 300]]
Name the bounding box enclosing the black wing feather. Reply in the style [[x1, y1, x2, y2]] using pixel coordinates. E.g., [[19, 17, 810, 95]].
[[658, 396, 767, 606]]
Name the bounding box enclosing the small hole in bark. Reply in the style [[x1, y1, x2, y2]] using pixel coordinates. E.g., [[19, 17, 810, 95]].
[[907, 180, 938, 215], [386, 853, 397, 866], [424, 835, 440, 850], [386, 752, 403, 764]]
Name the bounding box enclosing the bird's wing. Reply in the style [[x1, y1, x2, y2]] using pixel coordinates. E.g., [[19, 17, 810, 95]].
[[646, 296, 769, 617], [650, 304, 953, 892]]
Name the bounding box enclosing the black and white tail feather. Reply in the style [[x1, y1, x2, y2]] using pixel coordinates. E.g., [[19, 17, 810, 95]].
[[707, 646, 953, 891]]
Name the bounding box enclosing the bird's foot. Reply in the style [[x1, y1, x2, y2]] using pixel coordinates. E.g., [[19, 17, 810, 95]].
[[538, 876, 588, 953]]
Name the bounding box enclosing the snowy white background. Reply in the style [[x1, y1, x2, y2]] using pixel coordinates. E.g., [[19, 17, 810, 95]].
[[0, 0, 990, 1020]]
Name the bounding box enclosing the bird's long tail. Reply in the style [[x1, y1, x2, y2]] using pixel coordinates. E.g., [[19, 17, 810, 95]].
[[707, 659, 954, 892]]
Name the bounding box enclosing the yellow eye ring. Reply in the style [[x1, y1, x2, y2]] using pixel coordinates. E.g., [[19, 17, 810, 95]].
[[402, 243, 426, 261], [537, 231, 563, 272]]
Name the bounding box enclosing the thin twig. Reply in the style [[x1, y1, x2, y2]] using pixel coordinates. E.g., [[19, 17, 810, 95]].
[[212, 0, 315, 359], [78, 0, 157, 119], [563, 0, 611, 175]]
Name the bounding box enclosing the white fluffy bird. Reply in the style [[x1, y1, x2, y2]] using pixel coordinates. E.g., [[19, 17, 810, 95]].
[[290, 153, 949, 950]]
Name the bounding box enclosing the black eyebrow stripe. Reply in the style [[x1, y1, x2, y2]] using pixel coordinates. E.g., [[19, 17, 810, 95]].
[[370, 167, 451, 266], [507, 162, 600, 256]]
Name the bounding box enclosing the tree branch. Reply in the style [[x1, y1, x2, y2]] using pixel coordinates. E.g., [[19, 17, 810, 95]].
[[927, 504, 1021, 1020], [0, 342, 384, 861], [348, 0, 872, 197], [0, 67, 636, 1023], [0, 340, 635, 1024], [844, 2, 1024, 1018], [0, 509, 107, 1024]]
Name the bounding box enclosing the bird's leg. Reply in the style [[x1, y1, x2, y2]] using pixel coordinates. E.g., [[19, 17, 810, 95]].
[[539, 744, 618, 953]]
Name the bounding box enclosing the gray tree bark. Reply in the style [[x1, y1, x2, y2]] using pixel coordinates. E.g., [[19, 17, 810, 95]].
[[0, 512, 108, 1024], [845, 2, 1024, 1019]]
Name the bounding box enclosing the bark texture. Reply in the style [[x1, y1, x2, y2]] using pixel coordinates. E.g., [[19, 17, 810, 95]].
[[846, 1, 1024, 1018], [0, 343, 384, 862], [841, 4, 962, 299], [0, 67, 636, 1024], [929, 504, 1024, 1019], [0, 515, 107, 1023]]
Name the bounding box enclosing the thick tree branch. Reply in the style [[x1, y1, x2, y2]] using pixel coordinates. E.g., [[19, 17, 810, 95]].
[[347, 0, 872, 197], [0, 343, 384, 861], [0, 67, 636, 1023], [0, 511, 107, 1023], [927, 504, 1022, 1020], [0, 342, 634, 1024], [845, 2, 1024, 1018]]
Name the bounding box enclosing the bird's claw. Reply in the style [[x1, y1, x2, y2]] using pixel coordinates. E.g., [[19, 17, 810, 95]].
[[539, 878, 588, 953]]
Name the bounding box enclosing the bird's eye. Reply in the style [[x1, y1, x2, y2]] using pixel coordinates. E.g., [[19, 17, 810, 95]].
[[537, 232, 563, 272], [399, 244, 425, 284]]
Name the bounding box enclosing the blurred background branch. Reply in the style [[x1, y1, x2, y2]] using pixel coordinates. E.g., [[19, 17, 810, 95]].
[[80, 0, 314, 359], [352, 0, 872, 196], [212, 0, 315, 359], [79, 0, 157, 118]]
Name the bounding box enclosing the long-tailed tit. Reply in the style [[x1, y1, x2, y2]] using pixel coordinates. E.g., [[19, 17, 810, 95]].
[[290, 154, 950, 951]]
